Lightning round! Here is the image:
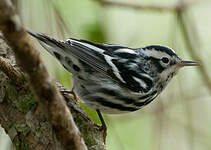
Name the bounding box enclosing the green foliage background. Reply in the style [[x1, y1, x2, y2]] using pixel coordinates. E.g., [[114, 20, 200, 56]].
[[1, 0, 211, 149]]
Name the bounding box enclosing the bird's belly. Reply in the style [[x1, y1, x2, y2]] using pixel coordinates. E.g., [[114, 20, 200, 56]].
[[73, 76, 157, 114]]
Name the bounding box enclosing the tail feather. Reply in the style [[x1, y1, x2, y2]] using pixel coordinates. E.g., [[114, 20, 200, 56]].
[[27, 29, 75, 72], [26, 30, 117, 83], [26, 29, 40, 39], [27, 29, 50, 44], [27, 29, 67, 58], [26, 29, 109, 74]]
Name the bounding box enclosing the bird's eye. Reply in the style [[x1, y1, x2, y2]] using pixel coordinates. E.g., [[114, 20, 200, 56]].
[[161, 57, 169, 64]]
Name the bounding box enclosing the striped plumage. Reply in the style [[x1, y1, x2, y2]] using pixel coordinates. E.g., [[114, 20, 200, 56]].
[[27, 30, 199, 114]]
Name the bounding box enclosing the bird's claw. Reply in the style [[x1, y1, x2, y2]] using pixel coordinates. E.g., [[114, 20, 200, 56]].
[[60, 90, 80, 103]]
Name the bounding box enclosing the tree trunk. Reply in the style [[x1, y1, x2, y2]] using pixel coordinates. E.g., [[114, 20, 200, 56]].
[[0, 30, 105, 150]]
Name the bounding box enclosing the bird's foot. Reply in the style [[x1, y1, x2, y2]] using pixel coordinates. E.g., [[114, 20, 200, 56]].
[[96, 110, 107, 144], [60, 89, 80, 103], [99, 124, 107, 145]]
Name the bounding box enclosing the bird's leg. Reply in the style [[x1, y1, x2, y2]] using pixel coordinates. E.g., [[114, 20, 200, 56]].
[[96, 109, 107, 144], [60, 89, 80, 103]]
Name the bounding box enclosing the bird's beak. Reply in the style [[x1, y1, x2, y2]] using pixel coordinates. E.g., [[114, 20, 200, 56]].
[[178, 60, 200, 67]]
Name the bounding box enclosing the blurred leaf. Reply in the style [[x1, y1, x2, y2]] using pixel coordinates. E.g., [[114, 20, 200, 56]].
[[83, 21, 106, 43]]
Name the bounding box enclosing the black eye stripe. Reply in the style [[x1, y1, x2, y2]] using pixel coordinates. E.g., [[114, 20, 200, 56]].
[[144, 56, 167, 72]]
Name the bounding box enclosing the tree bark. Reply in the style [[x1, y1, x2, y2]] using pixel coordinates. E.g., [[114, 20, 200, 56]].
[[0, 31, 105, 150], [0, 1, 105, 149]]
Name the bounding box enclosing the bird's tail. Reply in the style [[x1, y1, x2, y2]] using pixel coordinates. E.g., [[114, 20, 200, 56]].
[[27, 29, 68, 60], [27, 29, 77, 73], [27, 29, 111, 77]]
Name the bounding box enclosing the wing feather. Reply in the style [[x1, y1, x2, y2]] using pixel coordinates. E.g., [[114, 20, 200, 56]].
[[27, 30, 123, 84], [27, 30, 151, 93]]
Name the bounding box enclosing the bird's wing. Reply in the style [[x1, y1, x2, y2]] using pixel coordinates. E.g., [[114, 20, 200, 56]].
[[68, 38, 128, 52], [27, 30, 125, 82], [27, 30, 151, 93]]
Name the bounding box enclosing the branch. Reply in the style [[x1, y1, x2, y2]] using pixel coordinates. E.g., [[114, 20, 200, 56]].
[[0, 1, 87, 150], [177, 10, 211, 94], [95, 0, 198, 11], [0, 57, 24, 85]]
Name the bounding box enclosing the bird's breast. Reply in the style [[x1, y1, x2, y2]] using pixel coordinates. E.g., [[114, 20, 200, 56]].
[[73, 74, 158, 114]]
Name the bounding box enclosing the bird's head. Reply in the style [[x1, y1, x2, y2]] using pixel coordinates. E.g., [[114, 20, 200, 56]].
[[141, 45, 199, 90]]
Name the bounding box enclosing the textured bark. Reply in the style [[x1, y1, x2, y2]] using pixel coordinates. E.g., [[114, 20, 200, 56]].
[[0, 33, 105, 150], [0, 0, 89, 149], [0, 1, 88, 149]]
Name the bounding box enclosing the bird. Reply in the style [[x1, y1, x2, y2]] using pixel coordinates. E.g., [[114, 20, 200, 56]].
[[27, 30, 199, 139]]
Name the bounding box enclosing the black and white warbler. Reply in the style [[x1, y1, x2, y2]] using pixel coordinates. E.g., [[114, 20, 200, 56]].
[[27, 30, 199, 114]]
